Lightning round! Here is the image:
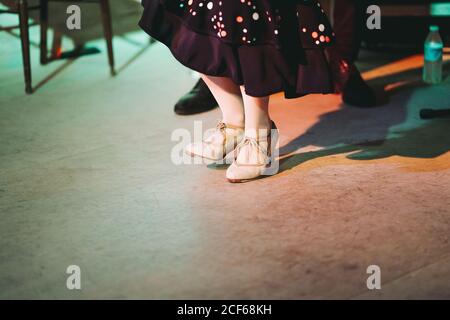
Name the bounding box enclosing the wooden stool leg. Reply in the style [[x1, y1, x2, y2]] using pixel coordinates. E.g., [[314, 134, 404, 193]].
[[99, 0, 115, 75], [40, 0, 48, 65], [18, 0, 32, 94]]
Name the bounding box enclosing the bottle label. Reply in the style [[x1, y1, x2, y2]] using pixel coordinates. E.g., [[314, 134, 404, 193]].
[[425, 43, 443, 62]]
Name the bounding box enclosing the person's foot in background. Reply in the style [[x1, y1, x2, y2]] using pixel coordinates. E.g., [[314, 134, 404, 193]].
[[327, 49, 378, 108], [342, 64, 378, 108], [174, 79, 218, 115], [330, 0, 383, 108]]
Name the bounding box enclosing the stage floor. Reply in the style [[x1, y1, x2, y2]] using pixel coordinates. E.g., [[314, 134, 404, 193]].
[[1, 15, 450, 299]]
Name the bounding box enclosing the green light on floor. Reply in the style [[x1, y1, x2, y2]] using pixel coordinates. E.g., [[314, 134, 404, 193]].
[[431, 3, 450, 16]]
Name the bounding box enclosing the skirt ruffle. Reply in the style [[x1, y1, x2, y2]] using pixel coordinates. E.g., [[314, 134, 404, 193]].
[[139, 0, 335, 98]]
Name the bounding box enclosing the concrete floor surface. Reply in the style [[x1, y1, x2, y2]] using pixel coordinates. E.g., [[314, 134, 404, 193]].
[[0, 7, 450, 299]]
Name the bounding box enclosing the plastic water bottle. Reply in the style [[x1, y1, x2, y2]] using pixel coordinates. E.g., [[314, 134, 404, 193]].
[[423, 25, 443, 85]]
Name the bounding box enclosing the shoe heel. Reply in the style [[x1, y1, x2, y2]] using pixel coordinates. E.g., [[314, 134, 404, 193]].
[[264, 123, 279, 175]]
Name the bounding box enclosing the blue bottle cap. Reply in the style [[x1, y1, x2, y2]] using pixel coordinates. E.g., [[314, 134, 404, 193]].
[[430, 25, 439, 32]]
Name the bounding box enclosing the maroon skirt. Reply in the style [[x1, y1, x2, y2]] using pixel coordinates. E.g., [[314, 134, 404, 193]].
[[139, 0, 335, 98]]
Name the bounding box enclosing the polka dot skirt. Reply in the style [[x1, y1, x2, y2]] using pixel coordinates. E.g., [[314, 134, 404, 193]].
[[139, 0, 336, 98]]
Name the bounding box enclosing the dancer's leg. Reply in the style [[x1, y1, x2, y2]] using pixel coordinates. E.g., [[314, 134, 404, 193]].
[[201, 75, 245, 127], [240, 87, 270, 138], [185, 75, 245, 161], [226, 88, 276, 182]]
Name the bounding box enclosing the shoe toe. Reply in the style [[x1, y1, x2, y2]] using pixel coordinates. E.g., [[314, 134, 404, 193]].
[[185, 143, 220, 160], [226, 163, 262, 182], [174, 99, 194, 115], [185, 142, 200, 157]]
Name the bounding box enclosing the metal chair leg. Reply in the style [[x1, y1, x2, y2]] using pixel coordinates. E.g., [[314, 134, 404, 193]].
[[18, 0, 32, 94]]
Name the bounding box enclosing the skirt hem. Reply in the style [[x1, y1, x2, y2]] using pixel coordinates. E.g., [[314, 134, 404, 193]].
[[139, 1, 335, 98]]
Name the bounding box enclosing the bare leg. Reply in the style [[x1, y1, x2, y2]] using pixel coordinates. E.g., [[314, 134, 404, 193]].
[[185, 75, 245, 161], [226, 88, 275, 182], [201, 75, 245, 127], [240, 87, 270, 138]]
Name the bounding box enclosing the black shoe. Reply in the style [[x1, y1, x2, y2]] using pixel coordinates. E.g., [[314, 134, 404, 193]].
[[174, 79, 218, 115], [342, 68, 378, 108]]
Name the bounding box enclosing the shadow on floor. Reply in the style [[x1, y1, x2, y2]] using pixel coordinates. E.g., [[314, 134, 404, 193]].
[[1, 0, 145, 43], [0, 0, 153, 88], [278, 63, 450, 173]]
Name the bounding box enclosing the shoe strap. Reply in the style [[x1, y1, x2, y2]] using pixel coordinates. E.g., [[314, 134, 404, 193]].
[[233, 120, 277, 166], [222, 122, 244, 131], [201, 121, 243, 158], [234, 137, 271, 167]]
